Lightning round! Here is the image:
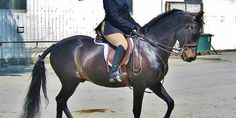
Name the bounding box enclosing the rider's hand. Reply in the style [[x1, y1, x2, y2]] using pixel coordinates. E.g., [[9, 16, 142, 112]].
[[130, 30, 137, 37], [131, 25, 142, 37], [133, 25, 141, 32]]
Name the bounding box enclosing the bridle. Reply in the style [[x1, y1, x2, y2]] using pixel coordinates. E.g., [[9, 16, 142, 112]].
[[180, 24, 198, 49], [134, 23, 195, 57], [131, 22, 197, 76], [135, 33, 184, 56]]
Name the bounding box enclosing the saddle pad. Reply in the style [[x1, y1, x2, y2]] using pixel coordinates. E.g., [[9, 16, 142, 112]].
[[93, 39, 109, 64], [94, 38, 134, 67]]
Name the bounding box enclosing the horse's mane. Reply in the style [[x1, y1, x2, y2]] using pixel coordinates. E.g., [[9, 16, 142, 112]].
[[141, 9, 182, 33]]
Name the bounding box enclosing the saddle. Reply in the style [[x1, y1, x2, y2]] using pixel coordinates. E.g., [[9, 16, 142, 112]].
[[94, 31, 134, 80]]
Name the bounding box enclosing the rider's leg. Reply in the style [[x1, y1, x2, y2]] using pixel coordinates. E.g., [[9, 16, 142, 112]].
[[103, 33, 128, 82], [104, 33, 128, 49], [101, 21, 128, 50]]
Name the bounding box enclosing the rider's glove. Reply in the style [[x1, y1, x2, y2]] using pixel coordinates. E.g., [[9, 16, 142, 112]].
[[131, 25, 142, 37]]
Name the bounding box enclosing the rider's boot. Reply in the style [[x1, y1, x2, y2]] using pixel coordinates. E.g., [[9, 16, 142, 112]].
[[109, 45, 126, 82]]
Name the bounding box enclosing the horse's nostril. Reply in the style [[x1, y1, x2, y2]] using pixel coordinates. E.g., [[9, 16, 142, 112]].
[[186, 59, 192, 62], [186, 57, 196, 62]]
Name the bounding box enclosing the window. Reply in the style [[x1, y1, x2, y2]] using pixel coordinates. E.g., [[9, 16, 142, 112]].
[[184, 0, 202, 4], [0, 0, 26, 11]]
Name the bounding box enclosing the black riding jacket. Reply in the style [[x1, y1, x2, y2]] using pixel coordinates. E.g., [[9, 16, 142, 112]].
[[96, 0, 140, 35]]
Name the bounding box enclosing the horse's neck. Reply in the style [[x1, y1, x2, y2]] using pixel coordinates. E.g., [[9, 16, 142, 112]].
[[140, 11, 190, 64], [143, 29, 177, 64], [145, 13, 183, 46]]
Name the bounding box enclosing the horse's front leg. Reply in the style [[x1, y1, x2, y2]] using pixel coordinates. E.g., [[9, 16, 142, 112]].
[[132, 80, 146, 118], [149, 82, 174, 118]]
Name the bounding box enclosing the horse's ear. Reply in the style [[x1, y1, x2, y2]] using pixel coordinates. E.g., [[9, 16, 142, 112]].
[[193, 11, 204, 23]]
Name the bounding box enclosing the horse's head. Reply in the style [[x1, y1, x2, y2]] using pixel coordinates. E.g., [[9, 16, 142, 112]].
[[141, 10, 204, 63], [176, 11, 204, 62]]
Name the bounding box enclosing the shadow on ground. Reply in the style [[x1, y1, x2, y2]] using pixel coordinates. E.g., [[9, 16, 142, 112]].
[[0, 65, 33, 76]]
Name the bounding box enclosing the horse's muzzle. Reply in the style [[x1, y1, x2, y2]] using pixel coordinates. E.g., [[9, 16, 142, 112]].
[[181, 47, 197, 62]]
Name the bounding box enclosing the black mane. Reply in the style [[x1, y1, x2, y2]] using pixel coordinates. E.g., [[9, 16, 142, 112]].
[[141, 9, 182, 33]]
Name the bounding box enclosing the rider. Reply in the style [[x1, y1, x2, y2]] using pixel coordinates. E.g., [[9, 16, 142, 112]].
[[95, 0, 141, 82]]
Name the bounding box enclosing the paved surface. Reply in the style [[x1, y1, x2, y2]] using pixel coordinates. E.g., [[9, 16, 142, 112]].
[[0, 51, 236, 118]]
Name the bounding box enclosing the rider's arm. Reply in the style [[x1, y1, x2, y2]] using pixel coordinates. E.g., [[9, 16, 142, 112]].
[[103, 0, 134, 34], [128, 13, 141, 28]]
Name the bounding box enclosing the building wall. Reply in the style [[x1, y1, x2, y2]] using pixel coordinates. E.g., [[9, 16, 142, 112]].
[[133, 0, 236, 50], [0, 10, 28, 60], [133, 0, 183, 26], [0, 0, 235, 62], [0, 0, 103, 61], [203, 0, 236, 49]]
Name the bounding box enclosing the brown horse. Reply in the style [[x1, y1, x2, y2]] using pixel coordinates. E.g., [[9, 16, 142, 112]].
[[21, 9, 203, 118]]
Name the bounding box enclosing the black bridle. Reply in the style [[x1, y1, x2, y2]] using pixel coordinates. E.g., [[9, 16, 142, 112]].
[[136, 33, 184, 56], [131, 23, 197, 76], [133, 23, 197, 57]]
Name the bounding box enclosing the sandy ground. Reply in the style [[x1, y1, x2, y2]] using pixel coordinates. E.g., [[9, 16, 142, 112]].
[[0, 51, 236, 118]]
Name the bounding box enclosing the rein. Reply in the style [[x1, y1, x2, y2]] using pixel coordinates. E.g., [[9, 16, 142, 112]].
[[133, 23, 195, 57], [130, 23, 195, 87], [131, 24, 193, 76], [134, 32, 184, 56]]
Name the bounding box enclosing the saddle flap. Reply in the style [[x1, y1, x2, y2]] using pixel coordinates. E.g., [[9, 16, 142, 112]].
[[107, 37, 134, 66], [94, 35, 134, 76], [94, 35, 133, 85]]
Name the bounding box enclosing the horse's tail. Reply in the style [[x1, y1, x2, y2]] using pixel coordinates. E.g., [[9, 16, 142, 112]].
[[21, 44, 56, 118]]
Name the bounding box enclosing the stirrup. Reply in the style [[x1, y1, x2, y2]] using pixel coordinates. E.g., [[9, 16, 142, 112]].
[[109, 71, 127, 82]]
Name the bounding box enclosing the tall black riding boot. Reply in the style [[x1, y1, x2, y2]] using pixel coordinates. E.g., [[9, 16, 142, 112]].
[[109, 45, 126, 82]]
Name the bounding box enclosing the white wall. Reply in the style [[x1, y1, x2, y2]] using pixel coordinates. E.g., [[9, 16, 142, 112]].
[[46, 0, 236, 50], [132, 0, 162, 26], [0, 0, 105, 59], [133, 0, 183, 26], [25, 0, 236, 50], [203, 0, 236, 49], [133, 0, 236, 50], [1, 0, 235, 52]]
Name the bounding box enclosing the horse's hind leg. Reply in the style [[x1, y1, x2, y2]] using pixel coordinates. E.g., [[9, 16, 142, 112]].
[[149, 82, 174, 118], [56, 76, 80, 118]]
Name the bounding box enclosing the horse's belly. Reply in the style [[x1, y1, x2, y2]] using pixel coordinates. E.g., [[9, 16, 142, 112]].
[[81, 71, 127, 88]]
